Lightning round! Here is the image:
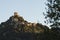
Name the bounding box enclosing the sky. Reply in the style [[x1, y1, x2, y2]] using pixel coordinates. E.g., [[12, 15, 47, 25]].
[[0, 0, 47, 26]]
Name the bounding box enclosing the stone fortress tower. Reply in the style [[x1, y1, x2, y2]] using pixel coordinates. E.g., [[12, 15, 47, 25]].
[[14, 12, 19, 17], [13, 12, 24, 22], [13, 12, 19, 22]]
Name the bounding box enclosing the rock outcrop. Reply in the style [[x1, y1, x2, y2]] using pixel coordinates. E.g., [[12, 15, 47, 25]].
[[0, 12, 49, 40]]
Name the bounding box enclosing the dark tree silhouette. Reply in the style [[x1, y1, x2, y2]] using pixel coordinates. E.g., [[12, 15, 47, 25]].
[[44, 0, 60, 28]]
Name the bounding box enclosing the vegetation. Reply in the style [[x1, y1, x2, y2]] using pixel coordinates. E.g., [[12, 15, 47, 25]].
[[43, 0, 60, 40], [1, 0, 60, 39], [44, 0, 60, 28], [0, 12, 60, 40]]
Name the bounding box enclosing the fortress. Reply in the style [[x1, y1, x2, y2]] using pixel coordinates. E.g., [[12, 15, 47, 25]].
[[14, 12, 19, 16], [13, 12, 40, 27]]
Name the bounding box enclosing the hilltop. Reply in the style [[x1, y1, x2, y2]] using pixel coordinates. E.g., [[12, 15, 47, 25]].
[[0, 12, 60, 40], [0, 12, 49, 33]]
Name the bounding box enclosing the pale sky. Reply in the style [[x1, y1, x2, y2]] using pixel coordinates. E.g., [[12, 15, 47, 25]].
[[0, 0, 47, 26]]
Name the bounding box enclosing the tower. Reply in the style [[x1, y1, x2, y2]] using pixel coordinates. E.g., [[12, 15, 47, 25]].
[[14, 12, 19, 16], [13, 12, 19, 22]]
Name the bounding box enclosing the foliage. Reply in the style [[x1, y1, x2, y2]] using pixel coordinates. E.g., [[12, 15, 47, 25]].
[[44, 0, 60, 28], [0, 13, 60, 40]]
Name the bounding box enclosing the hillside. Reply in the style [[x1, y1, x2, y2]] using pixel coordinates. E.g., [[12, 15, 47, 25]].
[[0, 12, 49, 40], [0, 12, 49, 33]]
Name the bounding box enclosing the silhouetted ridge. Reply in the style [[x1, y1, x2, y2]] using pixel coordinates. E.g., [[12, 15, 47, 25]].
[[0, 12, 49, 33], [0, 12, 49, 40]]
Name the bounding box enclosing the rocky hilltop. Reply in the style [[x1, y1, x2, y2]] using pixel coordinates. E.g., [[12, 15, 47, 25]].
[[0, 12, 49, 40], [0, 12, 49, 33]]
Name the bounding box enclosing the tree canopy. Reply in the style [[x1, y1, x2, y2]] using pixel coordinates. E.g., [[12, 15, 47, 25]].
[[44, 0, 60, 28]]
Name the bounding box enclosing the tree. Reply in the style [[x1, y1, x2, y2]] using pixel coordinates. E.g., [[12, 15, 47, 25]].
[[44, 0, 60, 28]]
